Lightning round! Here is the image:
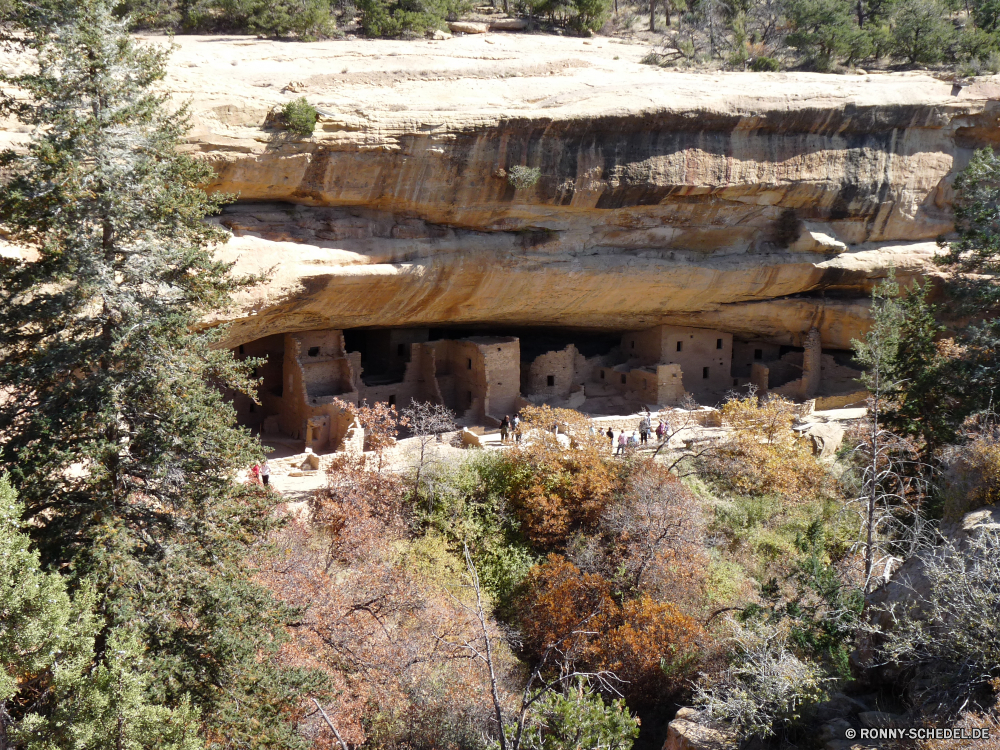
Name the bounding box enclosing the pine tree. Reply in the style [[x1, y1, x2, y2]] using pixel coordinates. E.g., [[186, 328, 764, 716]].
[[0, 2, 324, 746], [1, 475, 202, 750], [938, 146, 1000, 309]]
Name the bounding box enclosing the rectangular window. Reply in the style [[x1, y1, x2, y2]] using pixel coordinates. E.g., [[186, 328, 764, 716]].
[[600, 370, 605, 379], [702, 366, 709, 379], [238, 344, 244, 354], [388, 395, 396, 407], [717, 338, 723, 349], [631, 340, 635, 349], [547, 375, 555, 386], [308, 346, 320, 357], [621, 374, 626, 384], [397, 343, 406, 356], [467, 358, 472, 370], [676, 341, 682, 352], [754, 348, 763, 360]]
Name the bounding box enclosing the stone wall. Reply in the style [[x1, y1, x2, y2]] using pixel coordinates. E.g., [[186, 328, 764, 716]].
[[475, 336, 520, 419], [526, 344, 579, 399], [732, 339, 782, 379], [624, 325, 733, 400], [801, 328, 822, 399]]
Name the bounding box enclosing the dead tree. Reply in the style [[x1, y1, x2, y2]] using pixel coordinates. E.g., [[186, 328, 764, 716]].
[[400, 399, 456, 497]]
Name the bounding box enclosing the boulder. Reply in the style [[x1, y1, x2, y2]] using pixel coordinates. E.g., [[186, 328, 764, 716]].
[[803, 422, 845, 459], [789, 223, 848, 255], [662, 708, 737, 750], [429, 28, 452, 39], [448, 21, 489, 33], [489, 17, 528, 29]]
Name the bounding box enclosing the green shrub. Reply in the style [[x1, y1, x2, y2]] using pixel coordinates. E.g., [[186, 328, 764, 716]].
[[357, 0, 468, 37], [570, 0, 610, 32], [890, 0, 954, 63], [215, 0, 336, 37], [281, 97, 318, 137], [507, 164, 541, 190], [749, 55, 781, 70]]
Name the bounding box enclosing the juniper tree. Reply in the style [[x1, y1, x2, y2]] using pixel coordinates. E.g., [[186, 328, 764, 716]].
[[0, 2, 324, 746]]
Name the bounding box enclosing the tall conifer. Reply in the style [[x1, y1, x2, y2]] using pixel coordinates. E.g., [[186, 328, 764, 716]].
[[0, 2, 323, 745]]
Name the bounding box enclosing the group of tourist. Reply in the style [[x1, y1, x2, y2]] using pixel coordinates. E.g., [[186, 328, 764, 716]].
[[499, 414, 522, 443], [604, 414, 673, 457]]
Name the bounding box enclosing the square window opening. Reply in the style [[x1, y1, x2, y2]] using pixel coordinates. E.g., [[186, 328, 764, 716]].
[[546, 375, 555, 387], [307, 346, 320, 357], [754, 348, 763, 360], [397, 343, 406, 356]]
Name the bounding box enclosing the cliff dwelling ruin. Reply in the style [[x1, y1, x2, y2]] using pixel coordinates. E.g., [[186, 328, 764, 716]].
[[230, 323, 864, 453], [125, 38, 992, 455]]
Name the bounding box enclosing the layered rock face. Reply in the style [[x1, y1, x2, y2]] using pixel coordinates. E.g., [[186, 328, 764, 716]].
[[69, 36, 1000, 347]]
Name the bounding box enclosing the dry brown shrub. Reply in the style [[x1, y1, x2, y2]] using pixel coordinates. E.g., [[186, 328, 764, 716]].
[[599, 458, 709, 610], [941, 430, 1000, 521], [260, 521, 504, 749], [309, 451, 409, 568], [259, 430, 517, 748], [920, 710, 1000, 750], [708, 394, 830, 500]]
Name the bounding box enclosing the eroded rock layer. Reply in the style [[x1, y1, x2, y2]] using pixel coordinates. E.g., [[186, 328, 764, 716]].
[[52, 35, 1000, 346]]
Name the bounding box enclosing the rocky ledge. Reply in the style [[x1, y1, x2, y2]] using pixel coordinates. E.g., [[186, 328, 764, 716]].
[[6, 35, 1000, 348]]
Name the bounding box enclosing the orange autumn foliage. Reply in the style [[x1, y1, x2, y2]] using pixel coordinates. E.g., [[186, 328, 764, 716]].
[[594, 597, 706, 703], [517, 554, 617, 659], [517, 555, 708, 706]]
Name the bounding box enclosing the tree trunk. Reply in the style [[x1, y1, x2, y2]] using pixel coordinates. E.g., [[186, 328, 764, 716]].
[[650, 0, 655, 31]]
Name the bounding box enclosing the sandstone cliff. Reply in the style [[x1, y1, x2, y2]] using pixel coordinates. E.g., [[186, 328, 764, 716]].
[[8, 34, 999, 348]]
